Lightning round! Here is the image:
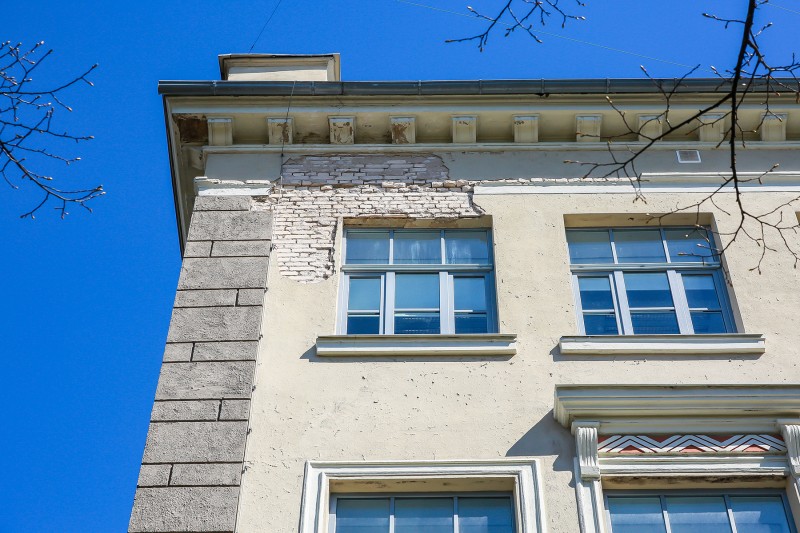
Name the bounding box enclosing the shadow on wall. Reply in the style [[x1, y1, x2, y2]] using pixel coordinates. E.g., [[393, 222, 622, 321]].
[[507, 410, 574, 475], [298, 344, 514, 364]]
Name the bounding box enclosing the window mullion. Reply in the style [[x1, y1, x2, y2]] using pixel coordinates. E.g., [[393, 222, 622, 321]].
[[453, 495, 459, 533], [668, 270, 694, 334], [661, 495, 673, 533], [389, 497, 395, 533], [571, 274, 586, 335], [724, 495, 739, 533], [385, 272, 396, 335], [613, 271, 634, 334], [441, 271, 453, 334]]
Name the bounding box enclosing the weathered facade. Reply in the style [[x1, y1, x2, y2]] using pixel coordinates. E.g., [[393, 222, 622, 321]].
[[130, 54, 800, 532]]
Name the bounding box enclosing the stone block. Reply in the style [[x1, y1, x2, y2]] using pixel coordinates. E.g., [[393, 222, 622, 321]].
[[166, 306, 262, 343], [237, 288, 265, 306], [174, 289, 237, 308], [137, 464, 171, 487], [183, 241, 212, 258], [211, 240, 271, 257], [187, 211, 272, 242], [142, 421, 247, 463], [155, 362, 254, 400], [194, 195, 251, 211], [178, 257, 269, 290], [193, 341, 259, 361], [151, 400, 220, 421], [220, 400, 250, 421], [129, 486, 239, 532], [171, 463, 242, 487], [163, 343, 193, 362]]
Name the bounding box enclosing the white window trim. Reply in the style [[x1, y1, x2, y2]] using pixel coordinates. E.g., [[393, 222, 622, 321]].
[[338, 229, 497, 335], [554, 385, 800, 533], [316, 333, 517, 357], [558, 333, 765, 356], [299, 459, 547, 533], [567, 227, 736, 336]]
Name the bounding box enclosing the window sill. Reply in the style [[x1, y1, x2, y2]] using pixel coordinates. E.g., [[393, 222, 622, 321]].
[[315, 334, 517, 357], [559, 333, 765, 356]]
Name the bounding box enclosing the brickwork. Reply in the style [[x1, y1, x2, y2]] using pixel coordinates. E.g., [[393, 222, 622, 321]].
[[129, 196, 271, 533]]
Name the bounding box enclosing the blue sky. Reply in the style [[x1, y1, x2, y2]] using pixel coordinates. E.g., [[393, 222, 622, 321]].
[[1, 1, 795, 530]]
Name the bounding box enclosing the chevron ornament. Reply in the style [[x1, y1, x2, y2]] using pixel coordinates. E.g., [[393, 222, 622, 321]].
[[597, 434, 786, 454]]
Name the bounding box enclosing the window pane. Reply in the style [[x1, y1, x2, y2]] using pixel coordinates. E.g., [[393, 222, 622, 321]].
[[396, 274, 440, 309], [349, 278, 381, 311], [607, 497, 667, 533], [614, 229, 666, 263], [346, 232, 390, 264], [456, 313, 488, 334], [446, 231, 490, 264], [690, 312, 726, 334], [347, 315, 380, 335], [335, 498, 390, 533], [567, 230, 614, 264], [395, 498, 453, 533], [683, 275, 722, 310], [395, 313, 440, 334], [455, 277, 487, 311], [730, 496, 791, 533], [631, 312, 680, 334], [578, 276, 615, 310], [665, 228, 717, 263], [583, 314, 618, 335], [624, 272, 674, 308], [394, 232, 442, 264], [459, 497, 514, 533], [665, 496, 732, 533]]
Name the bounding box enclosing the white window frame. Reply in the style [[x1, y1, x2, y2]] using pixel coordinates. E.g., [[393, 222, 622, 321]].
[[338, 229, 497, 335], [299, 459, 547, 533], [567, 227, 736, 335], [604, 489, 798, 533], [329, 491, 516, 533]]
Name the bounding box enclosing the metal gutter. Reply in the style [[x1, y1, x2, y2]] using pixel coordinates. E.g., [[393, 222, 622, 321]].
[[158, 78, 791, 97]]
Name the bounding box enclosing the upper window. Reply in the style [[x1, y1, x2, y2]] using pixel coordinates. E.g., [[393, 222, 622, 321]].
[[566, 227, 735, 335], [606, 492, 795, 533], [331, 493, 514, 533], [340, 229, 496, 335]]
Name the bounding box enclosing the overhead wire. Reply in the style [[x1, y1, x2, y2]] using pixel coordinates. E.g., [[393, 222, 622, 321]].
[[765, 2, 800, 16], [394, 0, 709, 72], [248, 0, 285, 53]]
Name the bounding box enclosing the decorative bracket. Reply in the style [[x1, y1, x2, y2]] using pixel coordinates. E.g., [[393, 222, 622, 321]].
[[572, 421, 601, 480], [207, 117, 233, 146], [390, 116, 416, 144], [761, 113, 787, 142], [575, 115, 602, 142], [329, 116, 355, 144], [513, 115, 539, 143], [637, 114, 663, 142], [452, 115, 477, 143], [778, 419, 800, 478], [698, 113, 726, 142], [267, 117, 293, 145]]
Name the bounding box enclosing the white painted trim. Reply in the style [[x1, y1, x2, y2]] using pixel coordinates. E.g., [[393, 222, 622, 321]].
[[315, 334, 517, 357], [599, 454, 789, 477], [195, 176, 274, 196], [559, 334, 765, 356], [554, 385, 800, 433], [299, 459, 547, 533]]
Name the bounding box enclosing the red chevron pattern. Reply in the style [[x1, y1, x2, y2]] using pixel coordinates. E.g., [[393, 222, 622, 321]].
[[597, 434, 785, 454]]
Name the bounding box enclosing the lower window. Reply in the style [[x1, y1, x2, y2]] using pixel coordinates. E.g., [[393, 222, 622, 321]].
[[331, 493, 514, 533], [606, 492, 795, 533]]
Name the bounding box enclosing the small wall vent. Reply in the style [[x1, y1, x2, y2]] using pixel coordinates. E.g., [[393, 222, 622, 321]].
[[676, 150, 701, 163]]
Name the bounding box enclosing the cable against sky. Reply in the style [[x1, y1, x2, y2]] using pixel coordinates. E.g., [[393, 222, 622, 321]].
[[249, 0, 285, 52]]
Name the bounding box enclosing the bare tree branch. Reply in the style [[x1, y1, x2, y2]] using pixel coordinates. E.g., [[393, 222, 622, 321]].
[[0, 41, 104, 219]]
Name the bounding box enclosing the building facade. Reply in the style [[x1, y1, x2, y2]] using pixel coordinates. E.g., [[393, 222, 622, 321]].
[[130, 54, 800, 533]]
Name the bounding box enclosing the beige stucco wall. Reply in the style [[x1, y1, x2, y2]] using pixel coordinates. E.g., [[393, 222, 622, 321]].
[[236, 180, 800, 532]]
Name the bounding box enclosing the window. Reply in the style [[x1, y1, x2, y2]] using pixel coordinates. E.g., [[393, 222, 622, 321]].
[[606, 492, 796, 533], [340, 229, 496, 335], [566, 227, 735, 335], [330, 494, 514, 533]]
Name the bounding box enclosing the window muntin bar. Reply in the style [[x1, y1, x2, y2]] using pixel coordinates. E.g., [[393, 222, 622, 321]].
[[341, 229, 496, 335], [567, 227, 733, 335]]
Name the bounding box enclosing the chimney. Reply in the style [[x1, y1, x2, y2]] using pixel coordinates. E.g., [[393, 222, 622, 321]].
[[218, 53, 340, 81]]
